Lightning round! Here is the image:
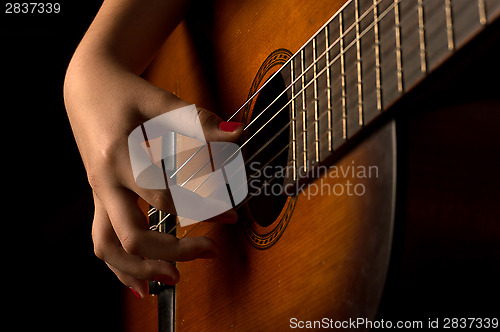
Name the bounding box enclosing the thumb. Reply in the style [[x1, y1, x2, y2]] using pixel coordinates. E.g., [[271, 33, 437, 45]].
[[197, 107, 244, 142], [139, 88, 243, 142]]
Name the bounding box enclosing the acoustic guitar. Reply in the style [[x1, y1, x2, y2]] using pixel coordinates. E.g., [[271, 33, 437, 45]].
[[122, 0, 500, 330]]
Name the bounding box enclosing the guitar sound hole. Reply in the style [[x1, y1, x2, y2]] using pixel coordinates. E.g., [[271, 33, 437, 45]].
[[244, 73, 290, 227]]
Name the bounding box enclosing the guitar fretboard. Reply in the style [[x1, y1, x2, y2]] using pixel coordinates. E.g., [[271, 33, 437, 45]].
[[278, 0, 500, 185]]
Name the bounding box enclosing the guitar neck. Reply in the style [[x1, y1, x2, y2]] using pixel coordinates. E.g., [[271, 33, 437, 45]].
[[279, 0, 500, 187]]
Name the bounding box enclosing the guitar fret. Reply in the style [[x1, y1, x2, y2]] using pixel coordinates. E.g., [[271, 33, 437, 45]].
[[422, 0, 449, 70], [327, 15, 343, 151], [290, 62, 297, 181], [339, 11, 348, 140], [394, 0, 404, 93], [300, 49, 308, 172], [445, 0, 455, 51], [373, 0, 383, 111], [376, 0, 400, 112], [478, 0, 487, 25], [159, 211, 166, 233], [355, 0, 364, 126], [399, 0, 421, 90], [325, 25, 333, 152], [417, 0, 427, 73], [359, 0, 377, 123], [280, 0, 499, 191], [312, 38, 320, 163]]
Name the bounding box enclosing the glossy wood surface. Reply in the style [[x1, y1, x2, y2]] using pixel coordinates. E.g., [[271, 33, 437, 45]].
[[173, 121, 395, 331]]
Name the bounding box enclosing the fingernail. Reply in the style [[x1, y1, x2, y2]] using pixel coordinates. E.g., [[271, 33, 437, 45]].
[[219, 121, 243, 132], [129, 287, 142, 300]]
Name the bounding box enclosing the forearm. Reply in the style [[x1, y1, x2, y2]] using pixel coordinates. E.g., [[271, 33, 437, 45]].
[[62, 1, 241, 297], [70, 0, 190, 75], [64, 0, 191, 168]]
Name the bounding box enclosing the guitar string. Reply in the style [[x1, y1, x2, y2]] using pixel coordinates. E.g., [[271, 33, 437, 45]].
[[149, 0, 402, 233], [226, 0, 383, 126], [195, 0, 435, 200], [178, 0, 403, 192], [152, 131, 291, 233], [149, 0, 400, 233], [234, 0, 393, 134], [151, 29, 399, 231], [162, 0, 390, 180], [152, 0, 474, 246], [177, 164, 289, 239], [158, 0, 452, 239], [156, 0, 448, 236], [178, 0, 441, 238]]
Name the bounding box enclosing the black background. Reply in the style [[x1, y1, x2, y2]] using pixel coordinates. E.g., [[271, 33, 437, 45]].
[[2, 1, 125, 330]]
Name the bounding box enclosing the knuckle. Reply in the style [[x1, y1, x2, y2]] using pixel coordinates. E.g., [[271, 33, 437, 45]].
[[197, 108, 213, 130], [93, 243, 106, 261], [86, 169, 102, 190], [91, 223, 106, 261], [85, 141, 122, 189], [151, 191, 175, 212], [141, 88, 177, 116], [120, 232, 142, 256], [141, 260, 157, 278]]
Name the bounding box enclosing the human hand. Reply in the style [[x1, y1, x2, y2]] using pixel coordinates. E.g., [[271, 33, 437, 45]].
[[64, 58, 243, 298]]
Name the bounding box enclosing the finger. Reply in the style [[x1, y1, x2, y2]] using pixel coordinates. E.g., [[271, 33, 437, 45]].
[[137, 89, 243, 142], [93, 196, 149, 296], [123, 166, 238, 224], [107, 263, 149, 299], [95, 186, 219, 261], [125, 122, 239, 219], [197, 107, 244, 142], [92, 196, 180, 287]]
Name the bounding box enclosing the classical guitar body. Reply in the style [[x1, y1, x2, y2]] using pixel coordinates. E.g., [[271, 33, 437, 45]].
[[123, 0, 500, 330]]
